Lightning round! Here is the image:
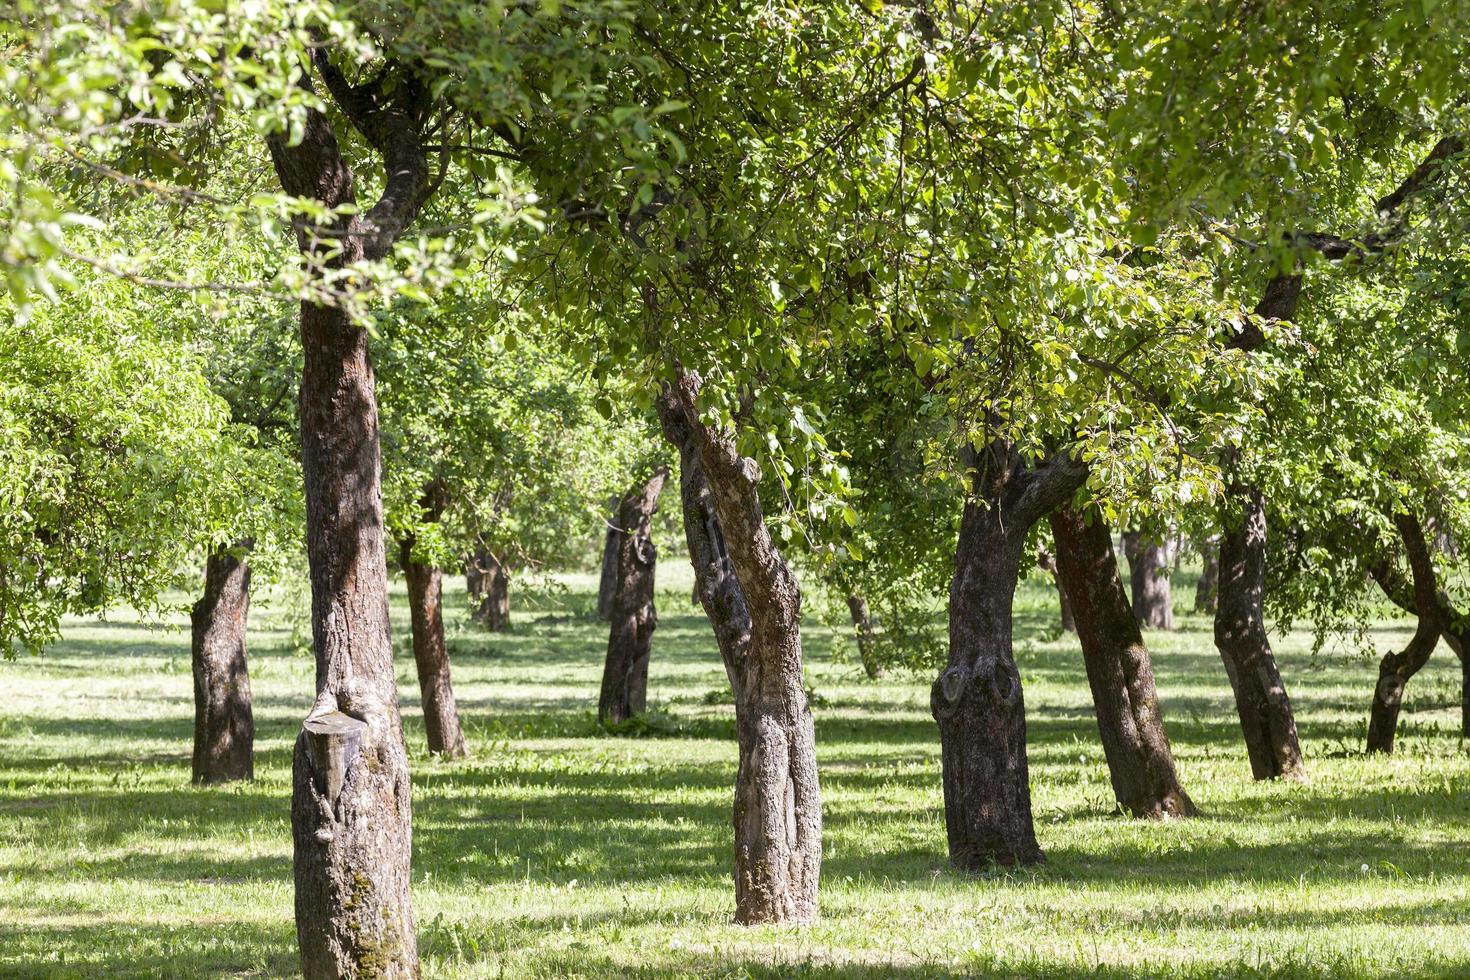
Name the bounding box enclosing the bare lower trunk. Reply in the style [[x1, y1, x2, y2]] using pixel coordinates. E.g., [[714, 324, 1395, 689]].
[[1124, 531, 1174, 630], [469, 546, 510, 631], [1367, 513, 1444, 754], [599, 468, 668, 726], [1194, 537, 1219, 614], [658, 375, 820, 925], [401, 539, 467, 758], [1215, 484, 1305, 781], [192, 542, 254, 784], [1038, 546, 1076, 633], [270, 89, 423, 976], [597, 517, 621, 621], [933, 440, 1086, 870], [846, 593, 884, 679], [1050, 507, 1195, 818]]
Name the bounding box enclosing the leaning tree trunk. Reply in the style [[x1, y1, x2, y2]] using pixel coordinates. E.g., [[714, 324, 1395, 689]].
[[1367, 513, 1444, 754], [597, 515, 622, 621], [1194, 536, 1219, 614], [1372, 538, 1470, 738], [1123, 531, 1174, 630], [268, 63, 427, 977], [598, 467, 668, 726], [934, 439, 1087, 869], [846, 593, 884, 679], [1050, 507, 1195, 818], [400, 537, 467, 758], [191, 541, 255, 784], [469, 547, 511, 632], [1214, 484, 1305, 781], [658, 374, 820, 925]]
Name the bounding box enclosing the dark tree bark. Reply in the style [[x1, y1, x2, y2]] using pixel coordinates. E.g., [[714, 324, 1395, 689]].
[[1214, 484, 1306, 781], [598, 468, 668, 725], [597, 515, 622, 621], [1123, 531, 1175, 630], [1366, 513, 1449, 752], [1194, 536, 1220, 614], [657, 374, 820, 925], [191, 541, 254, 784], [1037, 546, 1076, 633], [1050, 508, 1195, 818], [468, 544, 511, 632], [399, 536, 467, 759], [268, 51, 432, 979], [934, 438, 1087, 870], [846, 593, 884, 679]]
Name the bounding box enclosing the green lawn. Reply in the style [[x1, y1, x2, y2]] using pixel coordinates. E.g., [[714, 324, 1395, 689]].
[[3, 566, 1469, 978]]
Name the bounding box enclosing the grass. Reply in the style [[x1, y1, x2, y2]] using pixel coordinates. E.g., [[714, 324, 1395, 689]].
[[3, 563, 1470, 978]]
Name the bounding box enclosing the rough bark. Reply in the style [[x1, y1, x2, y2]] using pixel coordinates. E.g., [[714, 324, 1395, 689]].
[[657, 374, 820, 925], [1194, 536, 1220, 614], [269, 51, 429, 979], [1037, 546, 1076, 634], [400, 537, 467, 758], [1214, 484, 1306, 781], [598, 468, 668, 726], [191, 541, 255, 784], [1050, 508, 1195, 818], [1366, 513, 1446, 753], [846, 593, 884, 679], [468, 546, 511, 632], [934, 438, 1087, 869], [1123, 531, 1175, 631], [597, 516, 622, 621]]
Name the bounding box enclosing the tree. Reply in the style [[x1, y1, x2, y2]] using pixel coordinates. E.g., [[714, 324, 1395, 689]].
[[1123, 531, 1175, 630], [598, 466, 668, 726]]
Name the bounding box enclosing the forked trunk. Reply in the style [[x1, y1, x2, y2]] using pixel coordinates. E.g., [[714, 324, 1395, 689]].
[[1195, 537, 1219, 614], [1367, 513, 1443, 754], [598, 468, 668, 725], [401, 538, 467, 758], [846, 593, 884, 679], [191, 541, 254, 784], [1050, 507, 1194, 818], [1214, 485, 1305, 781], [1123, 531, 1174, 630], [934, 440, 1086, 869], [658, 375, 820, 925], [269, 76, 426, 976]]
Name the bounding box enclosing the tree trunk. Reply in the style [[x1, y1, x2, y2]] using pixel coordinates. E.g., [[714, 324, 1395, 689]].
[[1214, 484, 1306, 781], [1037, 546, 1076, 633], [1366, 513, 1443, 754], [933, 439, 1087, 870], [269, 67, 426, 977], [400, 538, 467, 758], [469, 545, 510, 631], [598, 468, 668, 726], [658, 374, 820, 925], [1123, 531, 1174, 630], [846, 593, 884, 679], [191, 541, 254, 784], [1050, 507, 1195, 818], [1371, 538, 1470, 739], [597, 516, 622, 621], [1194, 536, 1219, 614]]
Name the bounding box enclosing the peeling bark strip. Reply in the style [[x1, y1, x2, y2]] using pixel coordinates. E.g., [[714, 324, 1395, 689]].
[[657, 375, 820, 925], [191, 542, 254, 784], [1214, 486, 1305, 782], [598, 467, 668, 726], [1366, 513, 1446, 753], [1050, 508, 1195, 818], [935, 439, 1087, 869], [268, 48, 433, 979], [1123, 532, 1174, 631], [400, 538, 467, 758]]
